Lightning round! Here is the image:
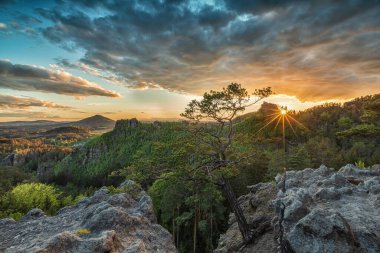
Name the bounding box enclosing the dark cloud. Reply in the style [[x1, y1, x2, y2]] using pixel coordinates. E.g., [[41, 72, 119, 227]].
[[0, 94, 71, 109], [0, 0, 15, 6], [0, 60, 121, 98], [38, 0, 380, 100]]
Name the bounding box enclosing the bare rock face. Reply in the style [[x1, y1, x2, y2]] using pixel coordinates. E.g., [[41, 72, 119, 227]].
[[0, 180, 177, 253], [216, 164, 380, 253], [114, 118, 139, 130], [152, 121, 161, 128], [1, 153, 22, 166]]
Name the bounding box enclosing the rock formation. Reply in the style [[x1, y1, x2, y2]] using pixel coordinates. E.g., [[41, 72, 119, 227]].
[[114, 118, 139, 130], [216, 164, 380, 253], [0, 180, 177, 253]]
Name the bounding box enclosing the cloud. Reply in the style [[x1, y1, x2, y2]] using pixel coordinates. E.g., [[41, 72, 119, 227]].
[[0, 94, 71, 109], [0, 111, 62, 119], [0, 60, 121, 98], [0, 22, 6, 30], [36, 0, 380, 100]]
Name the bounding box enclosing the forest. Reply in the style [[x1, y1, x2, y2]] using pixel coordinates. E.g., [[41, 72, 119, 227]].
[[0, 85, 379, 253]]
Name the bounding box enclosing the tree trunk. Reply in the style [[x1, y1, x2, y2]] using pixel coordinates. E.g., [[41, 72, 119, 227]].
[[210, 205, 213, 249], [172, 208, 175, 245], [176, 206, 179, 248], [193, 207, 197, 253], [220, 177, 252, 243]]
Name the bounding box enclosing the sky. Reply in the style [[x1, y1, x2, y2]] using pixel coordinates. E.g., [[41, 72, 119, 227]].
[[0, 0, 379, 121]]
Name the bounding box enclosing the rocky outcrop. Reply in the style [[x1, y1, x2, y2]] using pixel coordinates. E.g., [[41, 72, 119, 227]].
[[0, 180, 177, 253], [216, 164, 380, 253], [1, 152, 27, 166], [114, 118, 139, 130], [152, 121, 161, 128], [81, 142, 108, 166]]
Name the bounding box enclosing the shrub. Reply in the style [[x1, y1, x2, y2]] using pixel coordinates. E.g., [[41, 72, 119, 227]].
[[355, 160, 366, 169]]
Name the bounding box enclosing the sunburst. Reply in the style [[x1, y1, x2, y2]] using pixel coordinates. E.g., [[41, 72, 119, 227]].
[[255, 106, 308, 141]]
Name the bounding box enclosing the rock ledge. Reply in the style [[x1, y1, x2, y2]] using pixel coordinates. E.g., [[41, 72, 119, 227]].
[[216, 164, 380, 253], [0, 180, 177, 253]]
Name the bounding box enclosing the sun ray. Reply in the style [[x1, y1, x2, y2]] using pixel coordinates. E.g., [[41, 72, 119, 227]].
[[264, 112, 283, 118], [255, 114, 281, 134], [287, 114, 309, 130], [285, 115, 297, 136], [274, 115, 282, 132]]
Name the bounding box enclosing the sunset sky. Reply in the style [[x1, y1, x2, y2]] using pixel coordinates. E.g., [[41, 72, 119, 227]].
[[0, 0, 379, 121]]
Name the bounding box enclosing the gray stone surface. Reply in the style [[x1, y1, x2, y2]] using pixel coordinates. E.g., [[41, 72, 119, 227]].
[[216, 164, 380, 253], [0, 181, 177, 253], [274, 164, 380, 253]]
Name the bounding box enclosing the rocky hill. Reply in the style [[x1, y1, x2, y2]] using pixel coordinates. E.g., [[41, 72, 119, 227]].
[[0, 180, 177, 253], [69, 115, 115, 131], [216, 164, 380, 253]]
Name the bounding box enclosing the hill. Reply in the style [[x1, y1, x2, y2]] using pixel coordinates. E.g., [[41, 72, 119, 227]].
[[0, 115, 115, 138], [68, 115, 115, 131], [43, 126, 90, 135], [0, 120, 60, 128]]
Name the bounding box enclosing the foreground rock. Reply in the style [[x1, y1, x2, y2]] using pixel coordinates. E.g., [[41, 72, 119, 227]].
[[0, 180, 177, 253], [216, 164, 380, 253], [216, 182, 277, 253]]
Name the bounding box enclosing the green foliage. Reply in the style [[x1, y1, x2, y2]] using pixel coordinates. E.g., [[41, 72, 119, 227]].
[[361, 100, 380, 124], [288, 146, 312, 171], [0, 166, 35, 195], [0, 183, 60, 219], [53, 122, 192, 187], [107, 183, 142, 198], [337, 116, 353, 130], [0, 182, 87, 220], [304, 136, 344, 168], [266, 150, 287, 180], [148, 169, 226, 252], [355, 160, 366, 169], [337, 124, 380, 139], [75, 228, 91, 235]]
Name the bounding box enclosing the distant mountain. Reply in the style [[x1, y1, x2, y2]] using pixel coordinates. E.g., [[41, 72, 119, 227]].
[[68, 115, 115, 131], [0, 115, 115, 137], [0, 120, 62, 128]]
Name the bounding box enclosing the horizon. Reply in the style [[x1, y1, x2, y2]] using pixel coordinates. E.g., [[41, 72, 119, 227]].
[[1, 0, 380, 121], [0, 92, 375, 123]]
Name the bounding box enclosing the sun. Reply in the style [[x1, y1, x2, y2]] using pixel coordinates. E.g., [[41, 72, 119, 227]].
[[254, 106, 308, 137]]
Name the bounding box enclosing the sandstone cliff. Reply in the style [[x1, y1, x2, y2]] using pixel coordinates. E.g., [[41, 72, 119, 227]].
[[0, 180, 177, 253], [216, 164, 380, 253]]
